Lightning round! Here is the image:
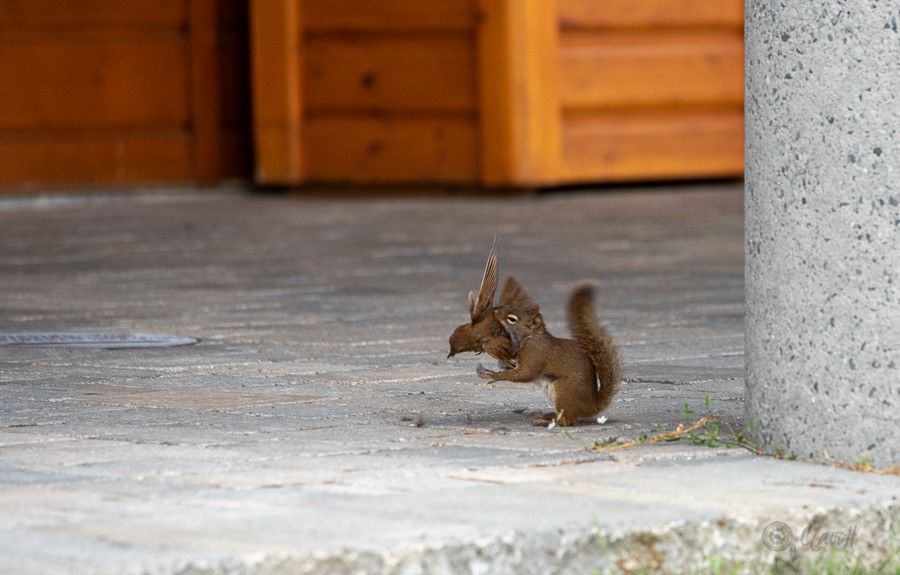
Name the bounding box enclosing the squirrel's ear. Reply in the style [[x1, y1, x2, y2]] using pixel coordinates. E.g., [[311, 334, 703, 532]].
[[500, 276, 540, 313], [532, 312, 544, 329], [466, 290, 475, 315]]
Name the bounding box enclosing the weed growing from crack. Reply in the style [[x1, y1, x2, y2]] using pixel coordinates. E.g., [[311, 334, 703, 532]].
[[577, 395, 762, 454], [555, 395, 900, 477]]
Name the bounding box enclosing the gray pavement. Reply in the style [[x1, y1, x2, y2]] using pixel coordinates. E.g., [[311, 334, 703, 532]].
[[0, 183, 897, 574]]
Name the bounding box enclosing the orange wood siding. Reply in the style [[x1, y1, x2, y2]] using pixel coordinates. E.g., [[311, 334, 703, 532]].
[[304, 115, 478, 183], [0, 134, 193, 186], [555, 0, 744, 183], [559, 31, 744, 109], [0, 1, 187, 29], [0, 35, 189, 130], [0, 0, 252, 190], [305, 35, 476, 113], [3, 0, 744, 190], [304, 0, 478, 32], [250, 0, 743, 188], [303, 0, 479, 184], [562, 109, 744, 181], [558, 0, 743, 30]]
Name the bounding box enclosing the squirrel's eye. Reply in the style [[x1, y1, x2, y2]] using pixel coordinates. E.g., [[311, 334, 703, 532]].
[[505, 314, 518, 324]]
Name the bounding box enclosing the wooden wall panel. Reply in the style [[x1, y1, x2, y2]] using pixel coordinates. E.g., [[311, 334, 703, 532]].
[[302, 1, 479, 185], [561, 109, 744, 182], [189, 0, 221, 185], [304, 0, 477, 32], [0, 134, 192, 187], [0, 1, 186, 29], [560, 31, 744, 109], [304, 115, 478, 183], [559, 0, 743, 30], [249, 0, 743, 187], [0, 0, 254, 190], [305, 34, 476, 113], [556, 0, 744, 183], [0, 37, 189, 130]]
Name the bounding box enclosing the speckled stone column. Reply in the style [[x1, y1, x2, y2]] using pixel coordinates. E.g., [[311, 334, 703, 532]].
[[744, 3, 899, 467]]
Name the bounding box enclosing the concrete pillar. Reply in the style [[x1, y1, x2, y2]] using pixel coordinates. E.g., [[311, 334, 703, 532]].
[[744, 3, 899, 467]]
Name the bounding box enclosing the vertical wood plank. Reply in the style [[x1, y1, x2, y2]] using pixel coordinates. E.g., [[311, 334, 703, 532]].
[[189, 0, 221, 186], [477, 0, 561, 186], [250, 0, 304, 184], [522, 0, 561, 183]]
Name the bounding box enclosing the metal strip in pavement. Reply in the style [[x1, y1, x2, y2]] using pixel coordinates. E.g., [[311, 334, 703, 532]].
[[0, 333, 199, 349]]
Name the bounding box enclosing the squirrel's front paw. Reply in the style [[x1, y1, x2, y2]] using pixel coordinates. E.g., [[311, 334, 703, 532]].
[[475, 363, 495, 379]]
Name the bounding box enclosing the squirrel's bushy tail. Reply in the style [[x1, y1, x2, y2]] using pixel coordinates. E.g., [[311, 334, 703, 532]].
[[567, 282, 622, 414]]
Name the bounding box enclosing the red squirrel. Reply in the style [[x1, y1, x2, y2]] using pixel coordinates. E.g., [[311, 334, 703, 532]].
[[478, 283, 621, 426]]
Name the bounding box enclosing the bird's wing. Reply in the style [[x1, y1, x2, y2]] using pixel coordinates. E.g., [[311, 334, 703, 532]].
[[470, 235, 500, 320]]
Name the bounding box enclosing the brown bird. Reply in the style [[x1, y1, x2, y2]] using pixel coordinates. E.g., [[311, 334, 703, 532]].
[[447, 237, 537, 367]]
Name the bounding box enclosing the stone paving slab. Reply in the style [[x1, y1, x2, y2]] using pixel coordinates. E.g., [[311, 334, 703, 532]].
[[0, 184, 897, 574]]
